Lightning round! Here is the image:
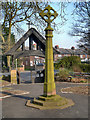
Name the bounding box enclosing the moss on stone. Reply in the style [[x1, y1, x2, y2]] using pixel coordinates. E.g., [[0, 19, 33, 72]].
[[26, 94, 74, 110]]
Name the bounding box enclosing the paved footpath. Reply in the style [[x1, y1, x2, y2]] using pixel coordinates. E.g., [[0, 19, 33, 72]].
[[2, 82, 89, 118]]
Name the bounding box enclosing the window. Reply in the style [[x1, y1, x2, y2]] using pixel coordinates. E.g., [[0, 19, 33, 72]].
[[80, 55, 83, 58], [26, 61, 28, 65], [30, 61, 33, 66], [58, 55, 62, 57]]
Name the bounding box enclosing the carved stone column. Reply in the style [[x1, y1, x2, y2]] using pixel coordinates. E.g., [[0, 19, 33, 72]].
[[26, 5, 74, 110], [39, 5, 58, 96]]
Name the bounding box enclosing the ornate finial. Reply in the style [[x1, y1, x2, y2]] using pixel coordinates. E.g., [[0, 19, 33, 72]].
[[39, 5, 58, 25]]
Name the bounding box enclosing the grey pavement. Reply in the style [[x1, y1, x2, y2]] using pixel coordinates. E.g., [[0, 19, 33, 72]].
[[2, 82, 89, 118]]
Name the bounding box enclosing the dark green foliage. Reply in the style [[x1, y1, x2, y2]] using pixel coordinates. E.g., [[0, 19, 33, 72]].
[[25, 66, 35, 71], [2, 26, 15, 53], [55, 56, 81, 70], [55, 56, 90, 73], [79, 64, 90, 73]]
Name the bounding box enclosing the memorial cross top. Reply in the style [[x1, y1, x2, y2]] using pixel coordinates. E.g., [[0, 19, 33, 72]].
[[39, 5, 58, 25]]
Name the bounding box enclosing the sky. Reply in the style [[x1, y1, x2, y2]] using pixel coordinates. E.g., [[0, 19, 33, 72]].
[[51, 2, 79, 49], [15, 2, 80, 49]]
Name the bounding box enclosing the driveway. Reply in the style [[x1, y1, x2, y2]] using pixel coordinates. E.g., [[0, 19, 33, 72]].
[[2, 82, 89, 118]]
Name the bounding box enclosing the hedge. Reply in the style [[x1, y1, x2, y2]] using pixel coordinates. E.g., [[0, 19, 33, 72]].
[[55, 56, 81, 70], [79, 63, 90, 73]]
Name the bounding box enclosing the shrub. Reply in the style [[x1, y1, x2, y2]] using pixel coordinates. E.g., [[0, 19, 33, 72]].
[[55, 68, 70, 81], [25, 66, 35, 71], [79, 63, 90, 73], [55, 56, 81, 70], [80, 81, 87, 83], [71, 77, 87, 83], [72, 65, 82, 72]]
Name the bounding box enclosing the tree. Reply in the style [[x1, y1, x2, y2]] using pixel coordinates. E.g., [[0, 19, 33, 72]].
[[1, 2, 68, 69], [2, 26, 15, 69], [70, 2, 90, 54], [1, 2, 48, 68], [2, 26, 15, 54], [55, 56, 81, 70]]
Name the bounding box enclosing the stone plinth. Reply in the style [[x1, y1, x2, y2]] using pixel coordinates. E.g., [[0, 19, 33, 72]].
[[26, 95, 74, 110]]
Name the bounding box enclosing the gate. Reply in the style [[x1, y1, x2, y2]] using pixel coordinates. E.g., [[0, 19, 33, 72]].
[[18, 69, 44, 84]]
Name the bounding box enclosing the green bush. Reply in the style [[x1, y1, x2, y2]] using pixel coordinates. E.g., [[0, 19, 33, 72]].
[[55, 68, 70, 81], [25, 66, 35, 71], [55, 56, 81, 70], [80, 80, 87, 83], [79, 63, 90, 73], [72, 65, 82, 72]]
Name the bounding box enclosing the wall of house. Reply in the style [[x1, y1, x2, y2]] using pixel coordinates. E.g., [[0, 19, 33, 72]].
[[54, 54, 90, 62], [23, 57, 30, 67], [23, 56, 45, 69]]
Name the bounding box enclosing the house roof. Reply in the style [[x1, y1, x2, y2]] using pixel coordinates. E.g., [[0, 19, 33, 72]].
[[58, 48, 86, 55], [58, 48, 70, 54], [14, 50, 45, 59], [5, 28, 60, 57], [4, 27, 87, 58]]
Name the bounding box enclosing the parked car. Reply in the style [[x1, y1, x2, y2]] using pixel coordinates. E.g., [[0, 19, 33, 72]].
[[37, 69, 59, 77], [37, 63, 45, 66]]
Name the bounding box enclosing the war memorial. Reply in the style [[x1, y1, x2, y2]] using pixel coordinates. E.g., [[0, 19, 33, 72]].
[[26, 5, 74, 110]]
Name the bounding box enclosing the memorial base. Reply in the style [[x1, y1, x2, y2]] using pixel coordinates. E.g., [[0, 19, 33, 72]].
[[26, 95, 74, 110]]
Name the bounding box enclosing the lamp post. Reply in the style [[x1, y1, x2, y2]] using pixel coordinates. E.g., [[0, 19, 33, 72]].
[[16, 59, 17, 71]]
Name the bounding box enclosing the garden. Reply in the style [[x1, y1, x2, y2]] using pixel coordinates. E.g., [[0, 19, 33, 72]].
[[54, 56, 90, 83]]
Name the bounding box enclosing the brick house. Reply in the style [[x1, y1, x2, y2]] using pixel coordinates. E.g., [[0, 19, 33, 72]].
[[23, 45, 45, 68], [54, 45, 90, 62], [23, 45, 90, 68]]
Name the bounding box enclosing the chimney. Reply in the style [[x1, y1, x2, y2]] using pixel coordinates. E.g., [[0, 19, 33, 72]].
[[55, 45, 59, 49], [71, 46, 75, 50]]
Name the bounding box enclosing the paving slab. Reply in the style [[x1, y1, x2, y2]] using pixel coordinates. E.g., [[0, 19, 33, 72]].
[[2, 83, 88, 118]]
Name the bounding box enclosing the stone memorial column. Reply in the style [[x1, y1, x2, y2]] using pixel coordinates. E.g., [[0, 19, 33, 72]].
[[26, 5, 74, 109], [39, 5, 58, 96]]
